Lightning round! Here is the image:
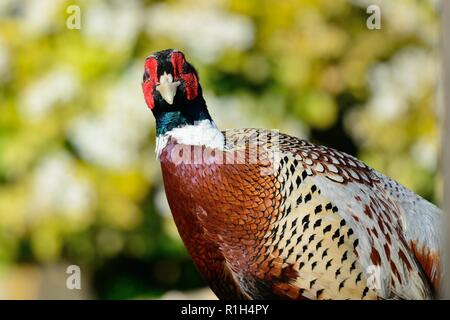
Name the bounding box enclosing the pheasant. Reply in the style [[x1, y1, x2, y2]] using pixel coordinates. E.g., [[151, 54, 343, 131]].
[[141, 49, 441, 300]]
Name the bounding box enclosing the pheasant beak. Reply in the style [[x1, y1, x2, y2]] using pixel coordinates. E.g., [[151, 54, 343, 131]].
[[156, 72, 181, 105]]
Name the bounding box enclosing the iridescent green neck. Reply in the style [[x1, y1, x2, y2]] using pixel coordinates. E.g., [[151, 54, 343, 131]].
[[155, 100, 212, 136]]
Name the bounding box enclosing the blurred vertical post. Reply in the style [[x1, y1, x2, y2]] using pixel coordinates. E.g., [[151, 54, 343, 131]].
[[441, 0, 450, 299]]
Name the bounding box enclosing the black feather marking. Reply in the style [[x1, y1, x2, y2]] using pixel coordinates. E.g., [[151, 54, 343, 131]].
[[314, 204, 322, 214], [335, 268, 341, 278], [332, 229, 340, 241], [290, 165, 295, 175], [341, 251, 348, 263], [339, 279, 346, 291], [281, 221, 287, 235], [355, 272, 362, 284], [302, 171, 308, 180], [302, 214, 310, 226], [286, 205, 292, 215], [303, 222, 309, 231], [272, 241, 279, 252], [325, 259, 332, 270], [316, 289, 324, 299], [338, 235, 345, 247], [313, 219, 322, 229], [287, 247, 294, 257], [291, 218, 298, 230], [304, 193, 312, 203], [362, 287, 369, 298], [316, 240, 323, 250], [272, 224, 279, 235]]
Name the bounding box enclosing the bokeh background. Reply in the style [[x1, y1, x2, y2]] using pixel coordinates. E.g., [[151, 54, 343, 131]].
[[0, 0, 442, 299]]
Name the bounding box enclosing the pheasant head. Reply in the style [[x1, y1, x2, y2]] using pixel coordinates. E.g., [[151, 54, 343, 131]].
[[142, 49, 223, 156], [142, 49, 202, 109]]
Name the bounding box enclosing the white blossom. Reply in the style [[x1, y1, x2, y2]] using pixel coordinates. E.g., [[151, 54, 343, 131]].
[[146, 4, 254, 63], [83, 0, 143, 50], [20, 69, 79, 120], [30, 152, 94, 218], [68, 62, 152, 170], [367, 47, 435, 121]]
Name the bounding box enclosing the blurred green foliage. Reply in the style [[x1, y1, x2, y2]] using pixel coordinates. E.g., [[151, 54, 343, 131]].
[[0, 0, 440, 299]]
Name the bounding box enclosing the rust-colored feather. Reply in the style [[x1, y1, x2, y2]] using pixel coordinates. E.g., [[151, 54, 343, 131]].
[[158, 129, 440, 300]]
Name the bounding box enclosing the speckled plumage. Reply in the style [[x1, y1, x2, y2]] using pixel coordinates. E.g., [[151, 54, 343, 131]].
[[142, 49, 441, 300], [159, 129, 440, 300]]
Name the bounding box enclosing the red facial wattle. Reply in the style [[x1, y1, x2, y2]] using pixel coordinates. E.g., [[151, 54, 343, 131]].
[[143, 52, 199, 110], [142, 57, 158, 109], [171, 52, 199, 101]]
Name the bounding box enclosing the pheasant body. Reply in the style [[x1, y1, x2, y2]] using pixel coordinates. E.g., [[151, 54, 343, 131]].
[[142, 49, 441, 300], [159, 129, 439, 299]]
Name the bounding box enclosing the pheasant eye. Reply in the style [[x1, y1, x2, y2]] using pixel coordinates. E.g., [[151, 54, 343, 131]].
[[182, 62, 194, 74], [143, 69, 150, 82]]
